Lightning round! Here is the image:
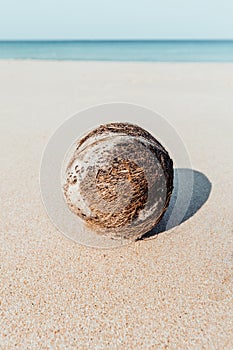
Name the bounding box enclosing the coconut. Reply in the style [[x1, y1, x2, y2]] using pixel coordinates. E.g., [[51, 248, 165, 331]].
[[63, 122, 173, 241]]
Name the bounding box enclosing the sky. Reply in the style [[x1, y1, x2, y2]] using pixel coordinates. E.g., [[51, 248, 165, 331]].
[[0, 0, 233, 40]]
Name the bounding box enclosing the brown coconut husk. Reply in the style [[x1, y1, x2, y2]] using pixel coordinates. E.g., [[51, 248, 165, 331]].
[[63, 122, 173, 240]]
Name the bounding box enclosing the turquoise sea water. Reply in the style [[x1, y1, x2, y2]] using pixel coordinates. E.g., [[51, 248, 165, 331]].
[[0, 40, 233, 62]]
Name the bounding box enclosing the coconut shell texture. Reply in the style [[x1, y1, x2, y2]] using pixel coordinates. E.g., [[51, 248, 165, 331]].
[[63, 123, 173, 241]]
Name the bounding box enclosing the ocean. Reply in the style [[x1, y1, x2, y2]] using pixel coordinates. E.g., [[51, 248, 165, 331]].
[[0, 40, 233, 62]]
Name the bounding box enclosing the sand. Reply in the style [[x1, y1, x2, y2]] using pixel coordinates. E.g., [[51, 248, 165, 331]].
[[0, 61, 233, 349]]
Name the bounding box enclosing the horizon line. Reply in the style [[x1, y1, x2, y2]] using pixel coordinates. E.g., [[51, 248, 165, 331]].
[[0, 39, 233, 42]]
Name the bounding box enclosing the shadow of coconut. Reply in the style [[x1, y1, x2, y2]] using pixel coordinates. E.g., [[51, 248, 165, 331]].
[[140, 168, 212, 240]]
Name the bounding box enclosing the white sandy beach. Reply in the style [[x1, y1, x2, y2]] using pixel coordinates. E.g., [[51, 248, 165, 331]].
[[0, 61, 233, 349]]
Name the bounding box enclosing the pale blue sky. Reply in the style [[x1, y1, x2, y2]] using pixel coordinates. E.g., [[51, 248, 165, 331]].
[[0, 0, 233, 40]]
